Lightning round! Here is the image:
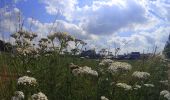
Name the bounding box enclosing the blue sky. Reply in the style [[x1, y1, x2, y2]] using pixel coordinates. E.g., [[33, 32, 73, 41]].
[[0, 0, 170, 54]]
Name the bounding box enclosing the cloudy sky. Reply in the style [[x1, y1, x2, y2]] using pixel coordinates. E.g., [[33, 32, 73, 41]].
[[0, 0, 170, 54]]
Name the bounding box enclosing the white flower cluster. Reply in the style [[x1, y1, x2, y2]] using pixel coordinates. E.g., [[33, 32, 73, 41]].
[[11, 31, 37, 47], [116, 83, 132, 91], [160, 80, 169, 86], [39, 38, 50, 49], [101, 96, 109, 100], [31, 92, 48, 100], [13, 91, 24, 99], [144, 84, 154, 87], [133, 85, 141, 90], [18, 76, 37, 86], [160, 90, 170, 100], [71, 64, 98, 77], [132, 71, 150, 80], [48, 32, 74, 42], [99, 59, 113, 66], [108, 62, 132, 73], [11, 30, 37, 40], [16, 47, 38, 56]]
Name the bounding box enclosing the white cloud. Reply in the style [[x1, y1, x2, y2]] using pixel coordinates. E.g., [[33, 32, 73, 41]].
[[40, 0, 78, 21], [0, 7, 21, 33]]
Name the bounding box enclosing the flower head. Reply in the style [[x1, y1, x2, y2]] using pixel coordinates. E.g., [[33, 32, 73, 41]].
[[101, 96, 109, 100], [160, 90, 170, 96], [99, 59, 113, 66], [14, 91, 24, 99], [132, 71, 150, 80], [17, 76, 37, 86], [116, 83, 132, 91], [108, 62, 132, 74], [71, 64, 98, 77], [133, 84, 141, 90], [144, 84, 154, 88], [31, 92, 48, 100]]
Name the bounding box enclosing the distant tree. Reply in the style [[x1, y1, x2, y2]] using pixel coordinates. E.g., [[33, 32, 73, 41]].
[[0, 40, 13, 52], [163, 34, 170, 58]]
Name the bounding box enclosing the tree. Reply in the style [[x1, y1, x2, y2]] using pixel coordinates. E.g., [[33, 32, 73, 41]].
[[163, 34, 170, 58]]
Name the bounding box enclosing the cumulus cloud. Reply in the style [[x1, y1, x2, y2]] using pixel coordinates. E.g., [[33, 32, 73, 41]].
[[27, 18, 99, 41], [0, 7, 21, 34], [40, 0, 78, 21], [1, 0, 170, 54], [78, 0, 148, 35]]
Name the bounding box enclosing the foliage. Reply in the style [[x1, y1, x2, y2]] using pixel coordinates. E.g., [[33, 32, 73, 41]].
[[163, 34, 170, 58]]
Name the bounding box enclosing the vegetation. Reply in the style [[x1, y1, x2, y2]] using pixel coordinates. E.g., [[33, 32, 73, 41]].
[[163, 34, 170, 59], [0, 30, 169, 100]]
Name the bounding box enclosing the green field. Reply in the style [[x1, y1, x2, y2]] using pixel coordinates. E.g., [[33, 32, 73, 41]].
[[0, 51, 169, 100]]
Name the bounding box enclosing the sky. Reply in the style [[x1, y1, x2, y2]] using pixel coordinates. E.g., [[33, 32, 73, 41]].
[[0, 0, 170, 54]]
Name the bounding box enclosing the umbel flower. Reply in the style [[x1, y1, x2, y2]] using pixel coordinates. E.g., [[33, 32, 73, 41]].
[[160, 90, 170, 100], [116, 83, 132, 91], [133, 84, 141, 90], [159, 80, 169, 86], [101, 96, 109, 100], [132, 71, 150, 80], [144, 84, 154, 87], [17, 76, 37, 86], [31, 92, 48, 100], [108, 62, 132, 73], [99, 59, 113, 66], [11, 91, 24, 100], [70, 63, 98, 77]]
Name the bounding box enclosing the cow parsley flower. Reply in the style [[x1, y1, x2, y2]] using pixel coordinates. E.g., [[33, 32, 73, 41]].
[[160, 90, 170, 96], [99, 59, 113, 66], [144, 84, 154, 87], [101, 96, 109, 100], [164, 93, 170, 100], [17, 76, 37, 86], [133, 84, 141, 90], [108, 62, 132, 73], [14, 91, 24, 99], [160, 90, 170, 100], [160, 80, 169, 86], [116, 83, 132, 91], [72, 66, 98, 77], [31, 92, 48, 100], [132, 71, 150, 80]]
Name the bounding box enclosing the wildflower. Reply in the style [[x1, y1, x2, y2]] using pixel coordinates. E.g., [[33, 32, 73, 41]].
[[11, 32, 19, 39], [160, 90, 170, 100], [99, 59, 113, 66], [101, 96, 109, 100], [17, 76, 37, 86], [71, 65, 98, 77], [108, 62, 132, 73], [133, 85, 141, 90], [164, 93, 170, 100], [116, 83, 132, 91], [23, 38, 31, 45], [69, 63, 79, 70], [47, 34, 55, 41], [144, 84, 154, 87], [132, 71, 150, 80], [13, 91, 24, 99], [80, 57, 85, 59], [160, 80, 169, 86], [27, 70, 31, 73], [160, 90, 170, 96], [31, 92, 48, 100]]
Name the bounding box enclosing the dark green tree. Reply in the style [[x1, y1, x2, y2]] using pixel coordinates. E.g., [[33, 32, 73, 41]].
[[163, 34, 170, 58]]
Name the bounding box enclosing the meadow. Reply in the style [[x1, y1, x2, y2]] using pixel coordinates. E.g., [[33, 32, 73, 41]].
[[0, 30, 169, 100]]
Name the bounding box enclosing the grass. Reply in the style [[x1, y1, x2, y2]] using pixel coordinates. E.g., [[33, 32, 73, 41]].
[[0, 51, 169, 100]]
